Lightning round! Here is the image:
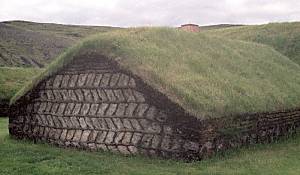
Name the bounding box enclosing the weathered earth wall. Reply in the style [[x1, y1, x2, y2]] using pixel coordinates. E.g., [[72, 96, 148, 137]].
[[9, 54, 300, 160]]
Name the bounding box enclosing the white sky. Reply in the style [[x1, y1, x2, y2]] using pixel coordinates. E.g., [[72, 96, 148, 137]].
[[0, 0, 299, 27]]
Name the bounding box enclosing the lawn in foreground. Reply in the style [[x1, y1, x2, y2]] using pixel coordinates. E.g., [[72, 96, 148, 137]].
[[0, 118, 300, 175]]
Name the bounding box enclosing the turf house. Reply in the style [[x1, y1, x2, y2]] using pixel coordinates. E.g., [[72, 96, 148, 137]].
[[9, 28, 300, 160]]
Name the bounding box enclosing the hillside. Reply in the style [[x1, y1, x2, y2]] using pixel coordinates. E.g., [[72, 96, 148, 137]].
[[204, 22, 300, 65], [13, 28, 300, 118], [0, 21, 119, 67]]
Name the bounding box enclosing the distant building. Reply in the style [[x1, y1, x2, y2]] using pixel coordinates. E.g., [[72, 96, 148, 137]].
[[179, 24, 200, 32]]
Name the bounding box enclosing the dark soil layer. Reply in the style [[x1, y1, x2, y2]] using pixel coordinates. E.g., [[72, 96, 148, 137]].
[[0, 100, 9, 117]]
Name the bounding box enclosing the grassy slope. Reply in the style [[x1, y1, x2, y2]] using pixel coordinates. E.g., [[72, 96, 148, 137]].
[[0, 67, 42, 102], [204, 22, 300, 65], [0, 21, 119, 67], [1, 118, 300, 175], [12, 28, 300, 118]]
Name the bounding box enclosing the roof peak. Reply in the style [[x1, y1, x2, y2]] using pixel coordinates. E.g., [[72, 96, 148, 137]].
[[180, 23, 199, 27]]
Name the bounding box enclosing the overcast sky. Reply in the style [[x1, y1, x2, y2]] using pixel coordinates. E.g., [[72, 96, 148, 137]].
[[0, 0, 299, 27]]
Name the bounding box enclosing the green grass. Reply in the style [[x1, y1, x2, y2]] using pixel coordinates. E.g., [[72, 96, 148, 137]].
[[12, 27, 300, 118], [1, 118, 300, 175], [0, 67, 42, 102], [205, 22, 300, 65]]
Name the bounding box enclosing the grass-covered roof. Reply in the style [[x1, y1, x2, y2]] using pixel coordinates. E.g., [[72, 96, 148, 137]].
[[11, 28, 300, 118]]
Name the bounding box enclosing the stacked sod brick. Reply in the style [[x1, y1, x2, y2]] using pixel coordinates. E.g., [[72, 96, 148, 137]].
[[210, 109, 300, 151]]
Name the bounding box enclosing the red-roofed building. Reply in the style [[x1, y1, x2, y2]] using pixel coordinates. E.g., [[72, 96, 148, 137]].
[[179, 24, 200, 32]]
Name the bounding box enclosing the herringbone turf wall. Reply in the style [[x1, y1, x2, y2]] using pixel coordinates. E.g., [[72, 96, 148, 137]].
[[9, 55, 205, 160]]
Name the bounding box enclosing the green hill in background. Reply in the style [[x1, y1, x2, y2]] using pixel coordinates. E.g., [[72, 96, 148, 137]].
[[205, 22, 300, 65]]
